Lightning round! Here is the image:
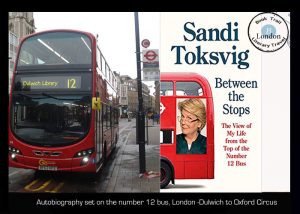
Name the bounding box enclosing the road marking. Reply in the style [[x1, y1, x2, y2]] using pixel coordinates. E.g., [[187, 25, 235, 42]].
[[9, 169, 21, 177], [24, 179, 64, 192], [24, 179, 51, 192], [9, 168, 34, 177], [45, 182, 64, 193], [124, 131, 132, 144]]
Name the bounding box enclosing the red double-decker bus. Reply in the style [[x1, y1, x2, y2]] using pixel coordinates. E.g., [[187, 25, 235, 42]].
[[160, 72, 214, 188], [8, 29, 119, 173]]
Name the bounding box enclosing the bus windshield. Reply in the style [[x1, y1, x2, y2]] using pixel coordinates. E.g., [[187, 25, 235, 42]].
[[17, 31, 92, 69], [10, 94, 91, 147]]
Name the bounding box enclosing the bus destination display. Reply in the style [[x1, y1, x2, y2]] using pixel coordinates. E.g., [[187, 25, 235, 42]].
[[19, 76, 81, 90]]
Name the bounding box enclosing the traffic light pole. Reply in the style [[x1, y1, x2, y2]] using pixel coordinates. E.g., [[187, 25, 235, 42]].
[[134, 12, 146, 174]]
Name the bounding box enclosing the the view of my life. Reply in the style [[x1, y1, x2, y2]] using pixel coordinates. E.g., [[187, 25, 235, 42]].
[[8, 12, 161, 193]]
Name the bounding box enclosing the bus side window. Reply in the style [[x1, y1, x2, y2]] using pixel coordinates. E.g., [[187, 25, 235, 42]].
[[96, 47, 101, 68], [160, 82, 173, 96], [160, 129, 173, 144], [176, 82, 203, 96]]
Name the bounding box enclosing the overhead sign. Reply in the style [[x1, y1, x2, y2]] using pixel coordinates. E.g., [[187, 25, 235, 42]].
[[19, 76, 81, 90], [142, 49, 159, 81], [141, 39, 150, 48]]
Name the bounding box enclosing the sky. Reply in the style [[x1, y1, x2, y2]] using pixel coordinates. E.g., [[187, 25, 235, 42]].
[[34, 12, 160, 93]]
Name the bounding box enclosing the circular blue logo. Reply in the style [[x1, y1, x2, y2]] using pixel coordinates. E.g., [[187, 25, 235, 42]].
[[261, 24, 276, 36]]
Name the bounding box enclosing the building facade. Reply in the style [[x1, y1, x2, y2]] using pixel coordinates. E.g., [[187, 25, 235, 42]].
[[8, 12, 35, 92], [8, 31, 19, 92], [120, 75, 151, 118], [9, 12, 35, 39]]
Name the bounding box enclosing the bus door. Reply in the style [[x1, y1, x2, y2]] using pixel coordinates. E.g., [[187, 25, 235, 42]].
[[174, 80, 214, 179], [112, 108, 119, 147], [95, 95, 103, 165], [102, 104, 111, 158], [174, 80, 207, 179], [160, 77, 214, 180], [110, 92, 118, 149], [106, 85, 114, 153]]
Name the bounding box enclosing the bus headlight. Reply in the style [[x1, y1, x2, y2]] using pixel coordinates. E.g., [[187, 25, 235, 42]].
[[82, 157, 89, 163], [9, 146, 22, 161], [74, 148, 94, 158], [11, 153, 16, 159], [74, 148, 94, 166]]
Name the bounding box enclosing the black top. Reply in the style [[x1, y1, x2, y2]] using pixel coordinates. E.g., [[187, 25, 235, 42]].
[[176, 133, 207, 154]]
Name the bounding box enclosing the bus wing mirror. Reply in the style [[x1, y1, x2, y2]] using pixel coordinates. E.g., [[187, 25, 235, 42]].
[[92, 97, 101, 110]]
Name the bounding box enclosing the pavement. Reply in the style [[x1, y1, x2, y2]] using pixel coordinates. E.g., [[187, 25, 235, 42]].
[[103, 117, 160, 192]]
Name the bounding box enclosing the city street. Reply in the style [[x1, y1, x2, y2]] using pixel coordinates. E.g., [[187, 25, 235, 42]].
[[9, 118, 160, 193]]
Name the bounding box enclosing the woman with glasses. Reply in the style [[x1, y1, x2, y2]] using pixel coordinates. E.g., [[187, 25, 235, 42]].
[[176, 98, 207, 154]]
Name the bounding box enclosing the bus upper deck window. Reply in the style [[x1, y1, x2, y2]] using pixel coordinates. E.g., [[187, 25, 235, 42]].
[[160, 82, 173, 96], [176, 82, 203, 96], [175, 90, 187, 96]]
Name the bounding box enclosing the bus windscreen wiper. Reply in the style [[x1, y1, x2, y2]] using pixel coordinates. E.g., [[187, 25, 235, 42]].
[[16, 92, 45, 99], [41, 92, 81, 100], [17, 92, 33, 99]]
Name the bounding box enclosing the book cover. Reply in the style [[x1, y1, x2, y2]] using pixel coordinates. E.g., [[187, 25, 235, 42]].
[[160, 12, 290, 193]]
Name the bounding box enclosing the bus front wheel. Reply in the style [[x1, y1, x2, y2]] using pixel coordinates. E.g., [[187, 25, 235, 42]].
[[160, 161, 171, 189]]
